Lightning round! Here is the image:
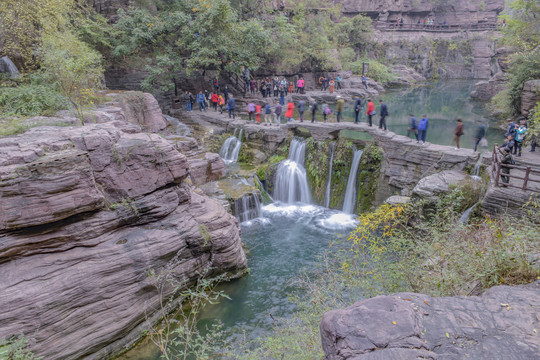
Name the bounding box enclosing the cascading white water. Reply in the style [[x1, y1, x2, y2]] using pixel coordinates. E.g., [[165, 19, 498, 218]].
[[274, 138, 311, 204], [164, 115, 191, 136], [324, 142, 336, 208], [219, 129, 243, 163], [342, 149, 364, 214], [471, 154, 483, 181], [0, 57, 20, 78], [234, 192, 262, 222]]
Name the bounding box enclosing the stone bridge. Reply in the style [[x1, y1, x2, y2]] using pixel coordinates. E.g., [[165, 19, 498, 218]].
[[178, 110, 539, 217], [179, 111, 481, 196]]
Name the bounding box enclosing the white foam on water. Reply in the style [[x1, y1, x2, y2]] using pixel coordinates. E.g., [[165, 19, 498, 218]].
[[317, 212, 358, 230], [262, 203, 320, 217]]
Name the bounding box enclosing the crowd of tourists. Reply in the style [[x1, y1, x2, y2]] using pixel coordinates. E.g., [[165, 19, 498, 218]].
[[182, 77, 537, 168]]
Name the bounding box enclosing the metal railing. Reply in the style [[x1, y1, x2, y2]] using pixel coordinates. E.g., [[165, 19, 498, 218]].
[[491, 145, 540, 192], [375, 22, 499, 32]]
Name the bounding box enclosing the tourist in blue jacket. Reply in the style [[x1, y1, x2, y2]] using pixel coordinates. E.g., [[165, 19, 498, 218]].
[[196, 91, 206, 112], [228, 95, 236, 119], [264, 103, 272, 125], [417, 115, 428, 144]]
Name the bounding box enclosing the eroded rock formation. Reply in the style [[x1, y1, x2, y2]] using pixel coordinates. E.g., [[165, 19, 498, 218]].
[[320, 281, 540, 360], [0, 95, 246, 359]]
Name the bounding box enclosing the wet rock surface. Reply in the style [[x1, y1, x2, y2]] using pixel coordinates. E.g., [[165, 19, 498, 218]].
[[521, 80, 540, 116], [320, 281, 540, 360], [412, 170, 469, 200], [0, 95, 246, 359]]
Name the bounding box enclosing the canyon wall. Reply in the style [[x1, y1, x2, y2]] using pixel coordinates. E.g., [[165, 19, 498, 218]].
[[0, 94, 246, 359], [341, 0, 504, 24]]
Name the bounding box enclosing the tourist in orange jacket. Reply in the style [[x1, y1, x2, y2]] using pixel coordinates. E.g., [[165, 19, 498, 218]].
[[366, 99, 375, 127]]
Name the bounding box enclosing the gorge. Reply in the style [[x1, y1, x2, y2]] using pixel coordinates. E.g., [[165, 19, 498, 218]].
[[1, 0, 539, 359]]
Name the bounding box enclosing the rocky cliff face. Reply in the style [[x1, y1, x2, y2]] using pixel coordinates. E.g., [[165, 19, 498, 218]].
[[320, 281, 540, 360], [342, 0, 504, 25], [0, 95, 246, 359]]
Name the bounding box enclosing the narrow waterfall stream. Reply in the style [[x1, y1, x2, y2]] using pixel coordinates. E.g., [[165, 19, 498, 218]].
[[471, 154, 484, 181], [324, 142, 336, 208], [219, 129, 243, 163], [273, 138, 311, 204], [342, 149, 364, 214], [0, 56, 20, 78], [234, 192, 262, 222], [164, 115, 191, 136]]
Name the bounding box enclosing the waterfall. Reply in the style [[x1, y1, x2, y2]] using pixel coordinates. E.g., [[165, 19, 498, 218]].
[[234, 192, 262, 222], [164, 115, 191, 136], [273, 137, 311, 204], [0, 57, 20, 78], [324, 142, 336, 208], [219, 129, 243, 163], [255, 175, 273, 203], [471, 155, 483, 181], [342, 149, 364, 214]]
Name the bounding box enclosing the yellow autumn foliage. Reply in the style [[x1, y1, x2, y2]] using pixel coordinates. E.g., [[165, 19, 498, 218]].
[[0, 0, 75, 69]]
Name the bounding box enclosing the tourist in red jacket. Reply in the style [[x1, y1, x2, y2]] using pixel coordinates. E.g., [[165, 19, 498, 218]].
[[211, 93, 219, 111], [285, 101, 295, 122], [366, 99, 375, 127]]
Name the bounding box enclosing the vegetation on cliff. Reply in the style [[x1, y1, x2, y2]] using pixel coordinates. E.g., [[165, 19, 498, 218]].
[[109, 0, 375, 91], [493, 0, 540, 117], [0, 0, 105, 122]]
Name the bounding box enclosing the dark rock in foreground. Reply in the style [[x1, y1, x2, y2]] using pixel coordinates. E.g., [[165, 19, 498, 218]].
[[320, 282, 540, 359]]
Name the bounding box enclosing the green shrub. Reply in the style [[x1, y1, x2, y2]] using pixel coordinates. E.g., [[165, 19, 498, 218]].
[[489, 88, 513, 119], [0, 83, 69, 118], [0, 335, 42, 360], [348, 58, 394, 84]]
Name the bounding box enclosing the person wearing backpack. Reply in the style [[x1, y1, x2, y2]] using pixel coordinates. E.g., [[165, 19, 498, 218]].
[[322, 103, 330, 122], [366, 99, 375, 127], [247, 102, 256, 122], [311, 101, 318, 123], [379, 99, 388, 130], [514, 120, 528, 157], [417, 115, 428, 144], [499, 147, 514, 186], [407, 114, 418, 140]]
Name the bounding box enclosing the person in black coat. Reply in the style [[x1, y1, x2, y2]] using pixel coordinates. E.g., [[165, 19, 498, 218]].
[[379, 99, 388, 130]]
